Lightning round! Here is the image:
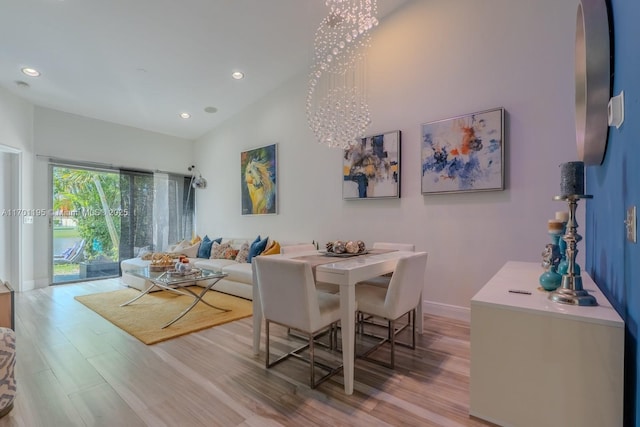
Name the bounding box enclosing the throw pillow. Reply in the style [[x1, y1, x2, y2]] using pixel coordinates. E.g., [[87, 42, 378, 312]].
[[210, 242, 231, 259], [248, 236, 269, 263], [190, 235, 202, 245], [222, 247, 240, 260], [197, 235, 213, 258], [180, 241, 200, 258], [235, 242, 250, 263], [168, 240, 189, 255], [173, 239, 190, 250], [195, 235, 221, 258], [261, 240, 281, 256]]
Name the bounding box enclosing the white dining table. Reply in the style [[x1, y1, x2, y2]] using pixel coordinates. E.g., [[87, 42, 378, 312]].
[[252, 250, 422, 395]]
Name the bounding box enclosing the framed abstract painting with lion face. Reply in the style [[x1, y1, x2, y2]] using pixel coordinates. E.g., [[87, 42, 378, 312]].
[[241, 143, 277, 215]]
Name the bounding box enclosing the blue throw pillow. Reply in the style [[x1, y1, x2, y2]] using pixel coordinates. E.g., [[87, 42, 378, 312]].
[[198, 236, 223, 258], [248, 236, 269, 263], [197, 235, 213, 258]]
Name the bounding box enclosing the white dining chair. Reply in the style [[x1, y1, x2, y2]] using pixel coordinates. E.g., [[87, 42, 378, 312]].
[[358, 242, 416, 331], [361, 242, 415, 288], [355, 252, 428, 369], [254, 256, 343, 388]]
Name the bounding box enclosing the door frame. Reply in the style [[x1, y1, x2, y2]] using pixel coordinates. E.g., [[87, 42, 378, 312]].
[[0, 144, 22, 291]]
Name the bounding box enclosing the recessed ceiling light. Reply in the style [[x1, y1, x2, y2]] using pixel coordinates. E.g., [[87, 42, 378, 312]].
[[204, 106, 218, 114], [231, 71, 244, 80], [179, 112, 191, 119], [21, 67, 40, 77]]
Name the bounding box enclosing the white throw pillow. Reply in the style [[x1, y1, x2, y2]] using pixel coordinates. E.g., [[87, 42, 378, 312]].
[[235, 242, 250, 263], [180, 242, 201, 258], [169, 239, 200, 258], [169, 240, 190, 253], [210, 242, 231, 259]]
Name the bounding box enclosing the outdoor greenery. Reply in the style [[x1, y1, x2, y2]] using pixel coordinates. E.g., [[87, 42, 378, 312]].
[[52, 168, 193, 280], [53, 263, 80, 276], [53, 227, 80, 239], [53, 167, 121, 262]]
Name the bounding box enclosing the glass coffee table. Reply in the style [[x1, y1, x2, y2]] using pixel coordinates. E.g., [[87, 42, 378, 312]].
[[121, 267, 229, 328]]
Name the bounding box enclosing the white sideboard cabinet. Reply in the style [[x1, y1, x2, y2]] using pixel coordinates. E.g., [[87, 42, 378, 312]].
[[470, 261, 624, 427]]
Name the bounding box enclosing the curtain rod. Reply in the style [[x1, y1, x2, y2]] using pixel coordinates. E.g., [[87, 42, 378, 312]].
[[36, 154, 186, 176]]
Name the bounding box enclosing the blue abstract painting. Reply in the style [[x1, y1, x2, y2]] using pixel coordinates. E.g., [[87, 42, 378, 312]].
[[421, 108, 504, 194]]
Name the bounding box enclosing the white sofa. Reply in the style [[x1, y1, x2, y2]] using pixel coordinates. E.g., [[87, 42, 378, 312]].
[[121, 238, 256, 300], [120, 238, 297, 300]]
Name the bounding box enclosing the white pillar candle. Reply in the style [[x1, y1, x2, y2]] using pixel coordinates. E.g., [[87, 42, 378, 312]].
[[555, 211, 570, 222]]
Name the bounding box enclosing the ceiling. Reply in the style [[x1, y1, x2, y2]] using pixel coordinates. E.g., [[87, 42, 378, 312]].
[[0, 0, 408, 140]]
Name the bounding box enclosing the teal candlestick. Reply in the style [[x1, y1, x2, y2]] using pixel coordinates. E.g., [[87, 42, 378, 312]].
[[539, 230, 562, 291]]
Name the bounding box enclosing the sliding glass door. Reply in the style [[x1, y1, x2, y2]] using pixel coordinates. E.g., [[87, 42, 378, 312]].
[[51, 163, 195, 284], [52, 165, 122, 283]]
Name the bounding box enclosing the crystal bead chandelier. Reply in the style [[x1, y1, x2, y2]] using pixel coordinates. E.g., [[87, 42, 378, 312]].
[[306, 0, 379, 149]]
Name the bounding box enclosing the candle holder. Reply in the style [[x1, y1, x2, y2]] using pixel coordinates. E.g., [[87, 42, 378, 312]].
[[556, 220, 570, 275], [549, 194, 597, 306]]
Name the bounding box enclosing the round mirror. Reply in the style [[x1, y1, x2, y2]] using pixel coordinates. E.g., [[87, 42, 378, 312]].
[[575, 0, 611, 165]]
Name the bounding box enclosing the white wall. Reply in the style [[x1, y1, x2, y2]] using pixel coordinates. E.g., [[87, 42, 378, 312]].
[[31, 107, 194, 287], [194, 0, 581, 316], [0, 86, 34, 291]]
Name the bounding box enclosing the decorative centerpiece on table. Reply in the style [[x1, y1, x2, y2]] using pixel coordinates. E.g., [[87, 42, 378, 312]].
[[324, 240, 367, 257], [149, 254, 178, 271], [549, 161, 597, 306]]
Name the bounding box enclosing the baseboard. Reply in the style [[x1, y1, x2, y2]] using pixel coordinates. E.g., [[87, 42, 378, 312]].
[[22, 279, 37, 292], [422, 300, 470, 323]]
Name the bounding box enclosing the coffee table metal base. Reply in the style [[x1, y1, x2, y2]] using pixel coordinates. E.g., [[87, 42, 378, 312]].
[[120, 272, 229, 328]]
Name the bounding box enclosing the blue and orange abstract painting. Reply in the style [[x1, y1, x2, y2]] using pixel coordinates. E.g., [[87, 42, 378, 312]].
[[421, 108, 504, 194], [241, 144, 277, 215]]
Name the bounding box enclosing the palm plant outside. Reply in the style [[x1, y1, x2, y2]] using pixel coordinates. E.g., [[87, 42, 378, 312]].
[[53, 167, 121, 262]]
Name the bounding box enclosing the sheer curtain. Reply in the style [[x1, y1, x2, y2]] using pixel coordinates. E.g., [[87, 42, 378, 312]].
[[119, 170, 194, 260]]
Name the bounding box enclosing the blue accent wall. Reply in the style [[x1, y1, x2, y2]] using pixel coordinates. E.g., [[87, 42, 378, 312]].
[[585, 1, 640, 425]]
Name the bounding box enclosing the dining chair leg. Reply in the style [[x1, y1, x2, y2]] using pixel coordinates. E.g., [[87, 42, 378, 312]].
[[331, 323, 339, 350], [265, 320, 271, 369], [391, 319, 397, 369], [411, 309, 416, 349], [309, 334, 315, 388]]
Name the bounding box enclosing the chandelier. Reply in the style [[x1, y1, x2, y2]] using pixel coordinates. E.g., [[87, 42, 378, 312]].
[[306, 0, 379, 149]]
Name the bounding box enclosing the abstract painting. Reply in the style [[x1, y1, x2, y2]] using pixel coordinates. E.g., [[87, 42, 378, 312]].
[[421, 108, 504, 194], [343, 131, 401, 199], [241, 144, 277, 215]]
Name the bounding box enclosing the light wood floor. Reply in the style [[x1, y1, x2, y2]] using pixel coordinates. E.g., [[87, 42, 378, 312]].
[[0, 278, 495, 427]]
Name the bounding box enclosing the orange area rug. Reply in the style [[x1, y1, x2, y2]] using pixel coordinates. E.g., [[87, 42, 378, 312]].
[[75, 287, 252, 344]]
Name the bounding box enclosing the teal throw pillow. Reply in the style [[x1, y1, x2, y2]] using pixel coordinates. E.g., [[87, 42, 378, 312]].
[[248, 236, 269, 263], [197, 235, 222, 258]]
